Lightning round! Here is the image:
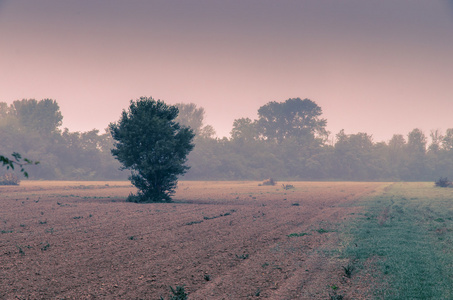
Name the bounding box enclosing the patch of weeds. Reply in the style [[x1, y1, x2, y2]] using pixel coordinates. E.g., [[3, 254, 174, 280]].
[[73, 216, 83, 219], [291, 202, 300, 206], [45, 228, 54, 234], [204, 210, 235, 220], [272, 265, 282, 271], [160, 285, 188, 300], [282, 184, 294, 190], [20, 224, 26, 228], [434, 218, 445, 223], [204, 274, 211, 281], [330, 284, 339, 290], [1, 230, 13, 234], [128, 236, 136, 240], [342, 264, 354, 278], [185, 220, 203, 226], [40, 242, 50, 251], [262, 262, 269, 268], [38, 220, 47, 225], [254, 288, 261, 296], [16, 245, 25, 255], [236, 253, 249, 260], [393, 205, 404, 214], [317, 228, 329, 234], [287, 232, 309, 237], [329, 291, 344, 300]]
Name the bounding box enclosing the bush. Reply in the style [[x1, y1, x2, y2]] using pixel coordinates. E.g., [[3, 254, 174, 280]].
[[435, 177, 452, 188], [160, 285, 188, 300], [261, 178, 276, 186], [109, 97, 195, 202], [0, 173, 20, 185]]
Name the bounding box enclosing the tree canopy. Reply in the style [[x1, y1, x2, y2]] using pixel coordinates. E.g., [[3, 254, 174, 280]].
[[2, 97, 453, 183], [109, 97, 194, 202], [257, 98, 328, 144], [12, 99, 62, 135]]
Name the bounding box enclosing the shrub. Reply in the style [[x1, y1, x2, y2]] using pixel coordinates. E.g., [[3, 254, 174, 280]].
[[0, 173, 20, 185], [435, 177, 452, 188], [160, 285, 188, 300], [342, 264, 355, 278], [109, 97, 195, 202], [261, 178, 276, 186], [282, 183, 294, 190]]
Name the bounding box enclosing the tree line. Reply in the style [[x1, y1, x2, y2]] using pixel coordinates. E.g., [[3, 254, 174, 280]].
[[1, 98, 452, 181], [0, 99, 124, 180]]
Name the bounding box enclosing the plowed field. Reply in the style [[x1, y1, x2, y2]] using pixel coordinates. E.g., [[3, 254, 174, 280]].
[[0, 181, 389, 299]]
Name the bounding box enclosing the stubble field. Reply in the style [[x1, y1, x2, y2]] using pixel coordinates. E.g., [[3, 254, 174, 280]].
[[0, 181, 389, 299]]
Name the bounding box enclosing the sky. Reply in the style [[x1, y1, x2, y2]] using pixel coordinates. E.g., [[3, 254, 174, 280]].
[[0, 0, 452, 142]]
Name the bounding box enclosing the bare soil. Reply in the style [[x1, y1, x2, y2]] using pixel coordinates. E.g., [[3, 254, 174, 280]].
[[0, 181, 389, 299]]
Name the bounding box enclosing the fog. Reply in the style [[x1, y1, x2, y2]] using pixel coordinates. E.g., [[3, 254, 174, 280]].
[[2, 98, 453, 182], [1, 1, 452, 142]]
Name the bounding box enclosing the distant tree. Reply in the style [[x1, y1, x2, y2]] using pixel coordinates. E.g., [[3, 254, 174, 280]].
[[12, 99, 63, 135], [442, 128, 453, 151], [333, 130, 379, 180], [387, 134, 407, 178], [257, 98, 327, 144], [230, 117, 259, 142], [0, 102, 11, 118], [407, 128, 427, 155], [404, 128, 429, 180], [428, 130, 443, 153], [174, 103, 216, 139], [109, 97, 195, 202], [388, 134, 406, 160]]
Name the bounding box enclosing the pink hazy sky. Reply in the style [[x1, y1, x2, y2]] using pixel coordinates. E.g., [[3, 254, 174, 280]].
[[0, 0, 452, 142]]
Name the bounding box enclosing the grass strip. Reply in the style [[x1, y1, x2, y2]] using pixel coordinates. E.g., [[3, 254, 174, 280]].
[[343, 182, 453, 299]]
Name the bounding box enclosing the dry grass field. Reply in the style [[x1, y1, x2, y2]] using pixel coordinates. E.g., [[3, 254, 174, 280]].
[[0, 181, 389, 299]]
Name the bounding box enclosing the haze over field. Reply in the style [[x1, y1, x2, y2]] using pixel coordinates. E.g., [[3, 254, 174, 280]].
[[0, 0, 452, 142]]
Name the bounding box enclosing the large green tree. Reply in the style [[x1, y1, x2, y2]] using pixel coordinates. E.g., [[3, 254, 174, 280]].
[[109, 97, 194, 202]]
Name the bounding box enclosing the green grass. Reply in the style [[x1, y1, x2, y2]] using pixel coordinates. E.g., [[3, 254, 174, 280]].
[[343, 182, 453, 299]]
